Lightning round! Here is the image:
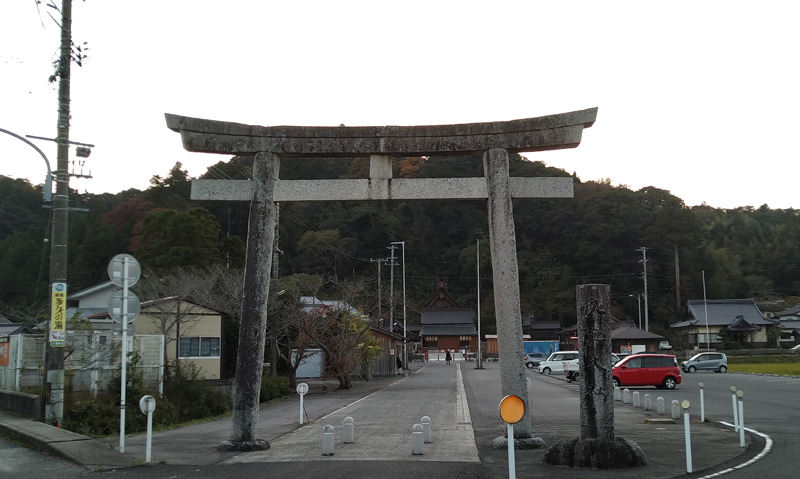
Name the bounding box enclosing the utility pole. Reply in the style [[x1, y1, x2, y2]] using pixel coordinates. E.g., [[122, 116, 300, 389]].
[[369, 258, 386, 327], [637, 247, 649, 332], [44, 0, 74, 426], [387, 245, 397, 331], [270, 203, 280, 377], [674, 244, 681, 309]]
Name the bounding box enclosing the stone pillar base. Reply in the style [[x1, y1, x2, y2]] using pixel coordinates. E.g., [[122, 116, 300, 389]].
[[543, 437, 647, 469], [218, 439, 270, 452]]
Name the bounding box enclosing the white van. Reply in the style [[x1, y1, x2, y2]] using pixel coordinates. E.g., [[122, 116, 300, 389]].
[[538, 350, 580, 375]]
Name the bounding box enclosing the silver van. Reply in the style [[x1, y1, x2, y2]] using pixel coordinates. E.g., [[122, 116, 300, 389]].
[[681, 352, 728, 373], [538, 351, 579, 375]]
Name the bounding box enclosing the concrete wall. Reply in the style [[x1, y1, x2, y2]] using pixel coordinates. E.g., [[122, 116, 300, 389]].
[[0, 389, 41, 420]]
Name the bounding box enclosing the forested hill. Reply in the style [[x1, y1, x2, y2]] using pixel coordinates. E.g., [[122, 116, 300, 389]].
[[1, 153, 798, 338]]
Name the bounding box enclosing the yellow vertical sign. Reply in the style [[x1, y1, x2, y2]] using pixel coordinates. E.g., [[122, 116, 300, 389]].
[[50, 282, 67, 347]]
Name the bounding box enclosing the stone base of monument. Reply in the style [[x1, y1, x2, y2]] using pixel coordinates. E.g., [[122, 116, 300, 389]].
[[543, 437, 647, 469], [218, 439, 270, 451], [492, 435, 546, 450]]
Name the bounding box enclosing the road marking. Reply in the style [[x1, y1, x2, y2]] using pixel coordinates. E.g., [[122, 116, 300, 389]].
[[696, 422, 773, 478]]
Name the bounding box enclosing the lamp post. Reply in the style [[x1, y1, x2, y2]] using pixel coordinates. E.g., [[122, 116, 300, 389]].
[[0, 128, 53, 202], [391, 241, 406, 371]]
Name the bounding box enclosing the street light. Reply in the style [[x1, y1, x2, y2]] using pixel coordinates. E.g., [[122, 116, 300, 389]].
[[0, 128, 53, 202], [391, 241, 406, 372]]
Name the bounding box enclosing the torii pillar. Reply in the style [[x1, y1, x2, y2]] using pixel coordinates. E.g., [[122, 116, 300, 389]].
[[166, 108, 597, 449]]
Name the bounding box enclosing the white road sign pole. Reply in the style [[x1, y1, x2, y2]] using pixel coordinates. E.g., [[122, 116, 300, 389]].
[[139, 395, 156, 463], [120, 256, 129, 453], [297, 383, 309, 424], [108, 254, 141, 454]]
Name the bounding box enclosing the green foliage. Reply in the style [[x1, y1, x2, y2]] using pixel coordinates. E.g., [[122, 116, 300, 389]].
[[260, 375, 291, 402], [724, 341, 742, 350], [4, 155, 800, 334], [159, 363, 230, 424], [63, 359, 230, 437], [133, 207, 224, 271], [728, 361, 800, 377]]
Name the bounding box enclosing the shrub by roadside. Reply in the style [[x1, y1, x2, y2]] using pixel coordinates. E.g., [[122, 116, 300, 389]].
[[62, 356, 231, 437]]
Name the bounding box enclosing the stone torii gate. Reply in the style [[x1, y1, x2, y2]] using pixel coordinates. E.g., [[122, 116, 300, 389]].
[[166, 108, 597, 450]]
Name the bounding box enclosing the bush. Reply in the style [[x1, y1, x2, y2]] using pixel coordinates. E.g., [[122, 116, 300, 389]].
[[724, 342, 742, 350], [260, 375, 291, 402], [64, 398, 123, 436], [63, 360, 231, 437], [159, 363, 231, 424]]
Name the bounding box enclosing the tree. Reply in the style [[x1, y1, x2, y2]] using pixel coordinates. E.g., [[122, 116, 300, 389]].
[[296, 229, 352, 279], [145, 162, 192, 206], [132, 207, 224, 271], [281, 276, 376, 390]]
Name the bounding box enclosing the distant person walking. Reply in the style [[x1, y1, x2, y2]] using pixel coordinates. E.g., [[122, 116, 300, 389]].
[[445, 350, 452, 365], [396, 356, 403, 375]]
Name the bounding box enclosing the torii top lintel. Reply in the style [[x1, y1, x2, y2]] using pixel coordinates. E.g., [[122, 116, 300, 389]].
[[165, 108, 597, 157]]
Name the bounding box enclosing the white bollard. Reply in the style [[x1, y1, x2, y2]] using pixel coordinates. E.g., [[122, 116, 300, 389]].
[[623, 388, 631, 404], [731, 386, 739, 432], [322, 425, 335, 456], [614, 386, 621, 401], [644, 394, 652, 411], [699, 383, 705, 422], [656, 397, 665, 415], [632, 391, 640, 408], [343, 416, 354, 444], [421, 416, 431, 443], [681, 400, 693, 474], [671, 400, 681, 420], [737, 390, 745, 447], [412, 424, 424, 455]]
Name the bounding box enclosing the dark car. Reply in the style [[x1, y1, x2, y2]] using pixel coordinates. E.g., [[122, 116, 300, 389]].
[[612, 353, 682, 389]]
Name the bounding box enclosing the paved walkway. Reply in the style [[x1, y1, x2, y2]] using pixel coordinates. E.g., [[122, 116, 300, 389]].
[[227, 361, 477, 463]]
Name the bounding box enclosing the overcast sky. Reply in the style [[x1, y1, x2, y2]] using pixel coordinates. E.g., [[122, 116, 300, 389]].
[[2, 1, 798, 209]]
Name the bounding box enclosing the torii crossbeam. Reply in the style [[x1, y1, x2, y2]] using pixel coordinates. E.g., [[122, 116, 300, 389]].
[[166, 107, 597, 449]]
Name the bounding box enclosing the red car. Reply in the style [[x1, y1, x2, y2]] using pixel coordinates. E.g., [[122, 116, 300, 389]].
[[612, 353, 681, 389]]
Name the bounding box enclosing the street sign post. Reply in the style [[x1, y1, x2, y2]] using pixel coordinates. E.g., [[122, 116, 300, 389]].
[[297, 382, 309, 424], [499, 395, 525, 479], [139, 395, 156, 464], [107, 254, 140, 453]]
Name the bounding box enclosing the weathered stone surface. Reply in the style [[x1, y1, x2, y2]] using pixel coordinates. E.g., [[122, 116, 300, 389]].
[[576, 284, 615, 441], [485, 148, 531, 436], [543, 437, 647, 469], [165, 109, 597, 156], [218, 439, 270, 452], [492, 435, 547, 450], [190, 177, 575, 202], [229, 152, 277, 445]]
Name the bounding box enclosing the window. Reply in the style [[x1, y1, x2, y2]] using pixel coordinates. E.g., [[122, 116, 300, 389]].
[[625, 357, 643, 368], [178, 337, 221, 358]]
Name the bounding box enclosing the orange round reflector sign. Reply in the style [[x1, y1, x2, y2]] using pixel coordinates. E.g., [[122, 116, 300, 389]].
[[499, 395, 525, 424]]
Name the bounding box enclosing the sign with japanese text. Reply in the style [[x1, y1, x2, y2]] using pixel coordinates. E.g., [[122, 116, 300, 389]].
[[50, 282, 67, 347]]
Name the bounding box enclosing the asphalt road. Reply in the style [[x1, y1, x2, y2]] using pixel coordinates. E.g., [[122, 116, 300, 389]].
[[547, 369, 800, 479], [0, 434, 90, 478]]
